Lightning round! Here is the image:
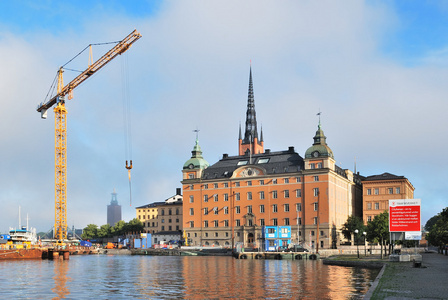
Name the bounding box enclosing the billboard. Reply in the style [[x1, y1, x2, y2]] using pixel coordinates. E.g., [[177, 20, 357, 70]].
[[389, 199, 421, 232]]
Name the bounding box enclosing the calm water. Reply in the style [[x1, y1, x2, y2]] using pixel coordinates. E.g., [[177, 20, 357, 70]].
[[0, 255, 378, 299]]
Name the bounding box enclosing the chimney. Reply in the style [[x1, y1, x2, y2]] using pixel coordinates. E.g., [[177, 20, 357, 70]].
[[288, 146, 294, 153], [223, 153, 228, 159], [265, 149, 271, 154], [176, 188, 181, 195]]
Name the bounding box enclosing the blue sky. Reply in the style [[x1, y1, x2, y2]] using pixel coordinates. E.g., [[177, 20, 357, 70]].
[[0, 0, 447, 233]]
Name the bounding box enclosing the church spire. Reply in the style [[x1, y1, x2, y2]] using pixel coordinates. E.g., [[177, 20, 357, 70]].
[[238, 65, 264, 156]]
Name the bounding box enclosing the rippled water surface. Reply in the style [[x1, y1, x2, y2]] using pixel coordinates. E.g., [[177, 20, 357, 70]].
[[0, 255, 379, 299]]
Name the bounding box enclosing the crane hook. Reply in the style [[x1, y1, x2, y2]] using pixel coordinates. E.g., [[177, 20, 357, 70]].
[[126, 160, 133, 170]]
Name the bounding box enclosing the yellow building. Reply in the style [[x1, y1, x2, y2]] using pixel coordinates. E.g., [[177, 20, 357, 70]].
[[136, 188, 183, 234], [362, 172, 415, 223]]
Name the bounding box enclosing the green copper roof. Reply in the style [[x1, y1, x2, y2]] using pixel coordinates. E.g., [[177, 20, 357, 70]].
[[305, 124, 334, 159], [183, 139, 209, 170]]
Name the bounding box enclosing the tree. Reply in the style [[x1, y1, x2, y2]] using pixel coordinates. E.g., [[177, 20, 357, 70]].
[[112, 220, 127, 237], [81, 224, 98, 240], [367, 211, 389, 259], [341, 215, 365, 243], [424, 214, 441, 232], [126, 218, 144, 233], [426, 207, 448, 252], [98, 224, 112, 238]]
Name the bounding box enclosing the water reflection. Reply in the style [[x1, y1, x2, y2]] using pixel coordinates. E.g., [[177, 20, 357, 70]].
[[52, 258, 71, 299]]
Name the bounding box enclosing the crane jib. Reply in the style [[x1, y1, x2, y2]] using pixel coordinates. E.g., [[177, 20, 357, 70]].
[[37, 29, 141, 116]]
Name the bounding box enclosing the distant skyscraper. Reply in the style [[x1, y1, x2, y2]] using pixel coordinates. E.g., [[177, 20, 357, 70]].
[[107, 189, 122, 226]]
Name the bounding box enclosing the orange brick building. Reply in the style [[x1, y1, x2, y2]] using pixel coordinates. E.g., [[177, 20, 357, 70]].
[[362, 173, 415, 224], [181, 67, 362, 250]]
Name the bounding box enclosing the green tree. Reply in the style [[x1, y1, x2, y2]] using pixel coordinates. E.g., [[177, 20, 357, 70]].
[[426, 207, 448, 252], [81, 224, 98, 240], [424, 214, 441, 232], [98, 224, 112, 238], [112, 220, 127, 237], [366, 211, 389, 259], [127, 218, 144, 233], [341, 215, 365, 243]]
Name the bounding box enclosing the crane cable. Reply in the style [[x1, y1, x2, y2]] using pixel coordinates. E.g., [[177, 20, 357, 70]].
[[121, 52, 133, 206]]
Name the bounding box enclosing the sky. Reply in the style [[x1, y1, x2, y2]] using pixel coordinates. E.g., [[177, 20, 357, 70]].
[[1, 0, 447, 234]]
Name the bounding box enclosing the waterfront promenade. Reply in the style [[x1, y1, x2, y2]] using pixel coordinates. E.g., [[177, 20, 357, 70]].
[[366, 251, 448, 299]]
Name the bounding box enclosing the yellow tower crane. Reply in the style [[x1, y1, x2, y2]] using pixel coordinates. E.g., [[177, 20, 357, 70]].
[[37, 30, 141, 242]]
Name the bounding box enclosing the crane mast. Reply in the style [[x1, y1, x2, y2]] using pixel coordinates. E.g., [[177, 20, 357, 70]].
[[37, 30, 141, 242]]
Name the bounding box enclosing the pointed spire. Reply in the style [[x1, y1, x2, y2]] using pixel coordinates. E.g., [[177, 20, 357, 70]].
[[260, 125, 264, 142], [239, 122, 242, 140], [244, 65, 258, 144]]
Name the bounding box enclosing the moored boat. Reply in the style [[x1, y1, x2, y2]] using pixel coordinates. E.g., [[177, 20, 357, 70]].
[[0, 248, 43, 260]]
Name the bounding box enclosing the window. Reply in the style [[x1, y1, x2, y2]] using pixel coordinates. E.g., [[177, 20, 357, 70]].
[[298, 217, 302, 225], [284, 178, 289, 183], [313, 188, 319, 196], [313, 217, 318, 225], [284, 190, 289, 198], [205, 233, 208, 237], [284, 204, 290, 212], [204, 207, 208, 215], [224, 206, 229, 214], [258, 158, 269, 164], [296, 203, 302, 212], [247, 205, 252, 214], [273, 204, 278, 213], [204, 220, 209, 227], [374, 188, 379, 195], [224, 220, 229, 227], [169, 209, 172, 215], [273, 190, 278, 199], [204, 195, 208, 202], [247, 192, 252, 200], [189, 195, 194, 203], [296, 189, 302, 197], [247, 181, 252, 186], [395, 187, 400, 194], [248, 219, 253, 226], [320, 230, 324, 236], [214, 183, 218, 189], [236, 206, 240, 214], [214, 220, 219, 227], [214, 194, 218, 202], [284, 218, 290, 225], [235, 193, 240, 201], [367, 189, 371, 195], [168, 219, 172, 223], [268, 228, 275, 234], [176, 208, 179, 215], [310, 163, 315, 169], [224, 193, 229, 201], [260, 219, 265, 226], [314, 203, 318, 211], [223, 183, 228, 188], [296, 177, 301, 183], [259, 180, 264, 185], [236, 219, 241, 226], [176, 218, 179, 223], [235, 182, 240, 187], [273, 218, 278, 226], [272, 179, 277, 184], [189, 174, 194, 179], [161, 210, 165, 216], [260, 205, 265, 213], [190, 221, 194, 228], [367, 202, 372, 210], [161, 226, 165, 230], [367, 216, 372, 222], [375, 202, 379, 210], [214, 207, 218, 215], [204, 184, 208, 189], [176, 225, 179, 230], [237, 161, 248, 166], [190, 184, 194, 190], [259, 191, 265, 200], [388, 188, 393, 194], [317, 162, 322, 168], [189, 208, 194, 216], [314, 176, 319, 181]]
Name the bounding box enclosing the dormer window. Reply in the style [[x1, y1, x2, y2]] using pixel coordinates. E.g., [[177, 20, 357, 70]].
[[237, 161, 248, 166]]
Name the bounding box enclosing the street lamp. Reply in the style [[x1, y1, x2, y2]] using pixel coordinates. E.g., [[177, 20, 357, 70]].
[[354, 229, 359, 258], [363, 232, 367, 256]]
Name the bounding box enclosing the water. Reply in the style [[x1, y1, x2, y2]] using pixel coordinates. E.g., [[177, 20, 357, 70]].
[[0, 255, 379, 299]]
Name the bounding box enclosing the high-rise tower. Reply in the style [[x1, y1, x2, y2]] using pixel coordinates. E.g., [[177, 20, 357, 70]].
[[238, 66, 264, 155], [107, 189, 122, 226]]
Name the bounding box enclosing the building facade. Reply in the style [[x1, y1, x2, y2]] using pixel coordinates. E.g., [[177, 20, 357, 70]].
[[362, 172, 415, 224], [136, 188, 183, 234], [107, 189, 122, 227], [181, 68, 362, 250]]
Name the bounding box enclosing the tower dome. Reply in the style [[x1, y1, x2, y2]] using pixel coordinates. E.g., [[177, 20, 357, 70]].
[[304, 123, 334, 159], [183, 139, 209, 170]]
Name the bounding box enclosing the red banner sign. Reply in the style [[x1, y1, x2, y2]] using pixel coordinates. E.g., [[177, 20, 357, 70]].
[[389, 199, 421, 232]]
